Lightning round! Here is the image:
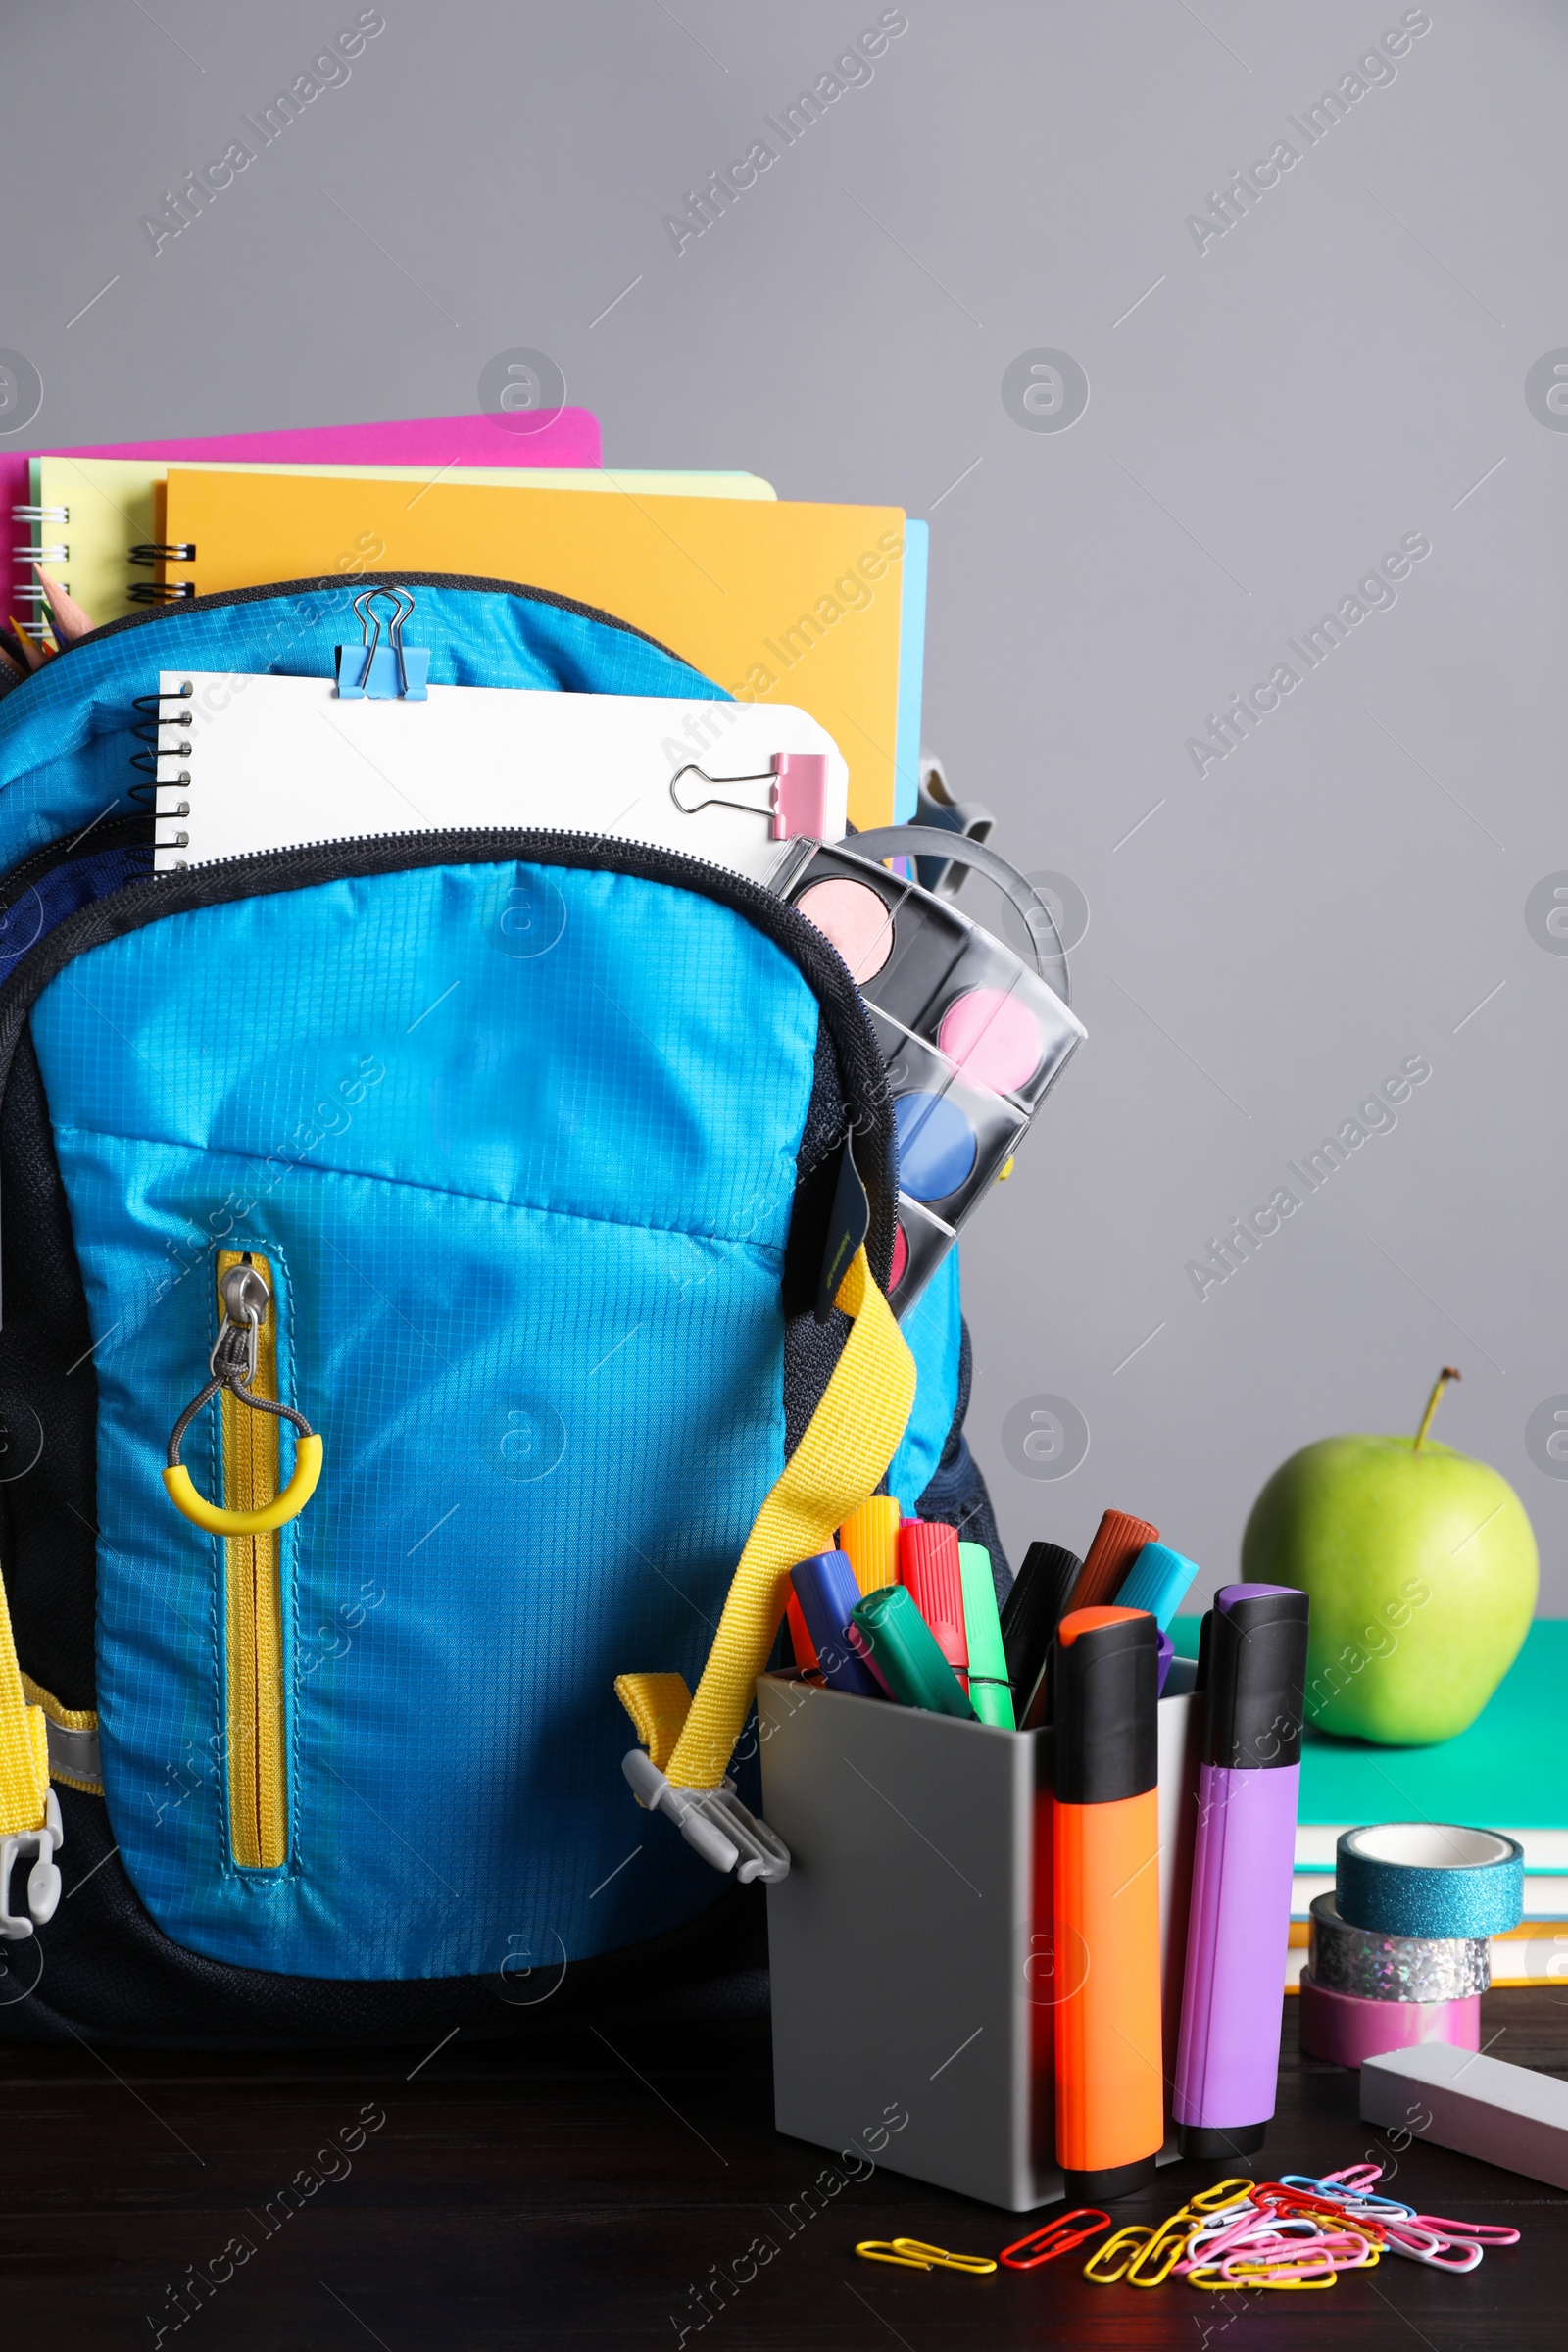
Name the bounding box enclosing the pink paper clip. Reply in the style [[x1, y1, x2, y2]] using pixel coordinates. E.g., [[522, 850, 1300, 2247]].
[[1382, 2220, 1484, 2274], [1409, 2210, 1521, 2246], [669, 753, 828, 842]]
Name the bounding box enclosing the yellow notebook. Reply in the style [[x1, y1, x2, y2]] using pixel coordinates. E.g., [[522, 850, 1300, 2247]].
[[162, 469, 906, 824], [28, 457, 775, 633]]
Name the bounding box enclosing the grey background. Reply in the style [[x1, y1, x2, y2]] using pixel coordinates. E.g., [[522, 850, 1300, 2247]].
[[3, 0, 1564, 1608]]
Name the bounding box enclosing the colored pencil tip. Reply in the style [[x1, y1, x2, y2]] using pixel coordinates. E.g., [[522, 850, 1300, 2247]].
[[32, 565, 95, 646], [7, 621, 48, 672]]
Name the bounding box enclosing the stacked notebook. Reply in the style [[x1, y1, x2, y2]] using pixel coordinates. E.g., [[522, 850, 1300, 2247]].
[[7, 406, 930, 827], [3, 404, 998, 1311], [1172, 1616, 1568, 1988]]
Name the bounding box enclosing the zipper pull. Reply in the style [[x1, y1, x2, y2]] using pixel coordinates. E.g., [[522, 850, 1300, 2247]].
[[212, 1258, 270, 1389], [163, 1255, 324, 1536]]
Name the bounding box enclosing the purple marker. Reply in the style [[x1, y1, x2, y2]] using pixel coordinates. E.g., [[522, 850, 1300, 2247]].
[[1173, 1583, 1309, 2160]]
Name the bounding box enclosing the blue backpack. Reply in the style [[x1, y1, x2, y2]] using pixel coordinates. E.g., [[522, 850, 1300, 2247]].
[[0, 575, 1004, 2042]]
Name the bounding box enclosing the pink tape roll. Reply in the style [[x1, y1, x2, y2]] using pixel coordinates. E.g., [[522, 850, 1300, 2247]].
[[1298, 1971, 1480, 2069]]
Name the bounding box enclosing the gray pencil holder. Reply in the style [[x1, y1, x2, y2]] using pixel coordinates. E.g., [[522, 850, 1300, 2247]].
[[757, 1664, 1200, 2211]]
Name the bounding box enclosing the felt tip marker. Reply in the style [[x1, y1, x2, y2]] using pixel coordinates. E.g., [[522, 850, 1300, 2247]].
[[1113, 1540, 1201, 1631], [958, 1541, 1014, 1728], [1062, 1509, 1159, 1615], [789, 1550, 883, 1700], [1053, 1605, 1163, 2202], [838, 1494, 902, 1595], [848, 1585, 973, 1719], [1174, 1583, 1309, 2160], [1001, 1541, 1082, 1731], [785, 1592, 819, 1672], [899, 1520, 968, 1687]]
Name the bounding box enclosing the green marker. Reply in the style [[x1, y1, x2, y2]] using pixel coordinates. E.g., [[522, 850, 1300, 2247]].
[[958, 1541, 1015, 1729], [849, 1585, 974, 1719]]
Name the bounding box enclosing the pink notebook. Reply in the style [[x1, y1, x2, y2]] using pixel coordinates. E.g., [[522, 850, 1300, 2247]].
[[3, 409, 600, 640]]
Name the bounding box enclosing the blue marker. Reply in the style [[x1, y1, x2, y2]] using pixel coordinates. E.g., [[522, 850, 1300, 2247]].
[[1114, 1541, 1200, 1630], [790, 1550, 884, 1698]]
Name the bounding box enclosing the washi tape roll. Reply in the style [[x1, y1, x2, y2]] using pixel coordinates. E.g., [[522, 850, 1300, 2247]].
[[1298, 1972, 1481, 2070], [1308, 1892, 1491, 2002], [1336, 1824, 1524, 1940]]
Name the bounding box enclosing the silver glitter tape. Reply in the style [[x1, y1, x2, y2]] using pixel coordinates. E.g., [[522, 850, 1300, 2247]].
[[1308, 1891, 1491, 2001]]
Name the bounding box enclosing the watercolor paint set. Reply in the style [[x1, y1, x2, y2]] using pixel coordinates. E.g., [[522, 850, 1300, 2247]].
[[775, 841, 1085, 1311]]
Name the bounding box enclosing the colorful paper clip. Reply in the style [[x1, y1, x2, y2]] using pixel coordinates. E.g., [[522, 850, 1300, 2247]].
[[855, 2237, 996, 2275], [1125, 2217, 1196, 2288], [1083, 2224, 1154, 2284], [1189, 2179, 1260, 2215], [890, 2238, 997, 2276], [999, 2209, 1109, 2270]]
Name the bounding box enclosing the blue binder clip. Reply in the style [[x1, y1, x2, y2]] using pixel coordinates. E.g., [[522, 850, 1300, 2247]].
[[335, 585, 429, 701]]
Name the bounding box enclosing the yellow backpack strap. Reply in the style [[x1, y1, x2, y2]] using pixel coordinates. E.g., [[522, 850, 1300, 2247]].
[[0, 1557, 64, 1939], [0, 1571, 50, 1839], [616, 1242, 915, 1873]]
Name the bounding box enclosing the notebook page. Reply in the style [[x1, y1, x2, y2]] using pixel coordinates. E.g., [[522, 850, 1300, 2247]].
[[154, 672, 848, 880]]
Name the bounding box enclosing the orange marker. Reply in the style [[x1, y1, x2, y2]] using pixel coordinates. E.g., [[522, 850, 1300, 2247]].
[[838, 1494, 902, 1595], [1052, 1605, 1163, 2201]]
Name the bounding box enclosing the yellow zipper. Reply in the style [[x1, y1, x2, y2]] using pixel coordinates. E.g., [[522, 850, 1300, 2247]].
[[217, 1249, 287, 1869]]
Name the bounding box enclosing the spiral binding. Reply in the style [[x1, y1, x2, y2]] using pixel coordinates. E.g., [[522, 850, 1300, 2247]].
[[126, 540, 198, 607], [10, 505, 71, 634], [130, 686, 194, 831]]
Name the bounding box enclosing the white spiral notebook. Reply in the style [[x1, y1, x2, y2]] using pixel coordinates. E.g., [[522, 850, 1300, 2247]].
[[151, 671, 849, 881]]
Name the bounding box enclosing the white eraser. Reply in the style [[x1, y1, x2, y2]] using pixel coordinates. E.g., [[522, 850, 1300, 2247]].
[[1360, 2039, 1568, 2190]]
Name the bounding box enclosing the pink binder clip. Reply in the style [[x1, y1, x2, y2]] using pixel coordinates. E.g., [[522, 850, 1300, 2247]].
[[767, 753, 828, 839], [669, 752, 828, 842]]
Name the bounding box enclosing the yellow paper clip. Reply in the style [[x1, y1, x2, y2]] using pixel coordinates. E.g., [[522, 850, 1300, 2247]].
[[1125, 2215, 1196, 2288], [889, 2238, 997, 2276], [1084, 2224, 1152, 2284], [856, 2242, 932, 2270], [1188, 2178, 1255, 2214]]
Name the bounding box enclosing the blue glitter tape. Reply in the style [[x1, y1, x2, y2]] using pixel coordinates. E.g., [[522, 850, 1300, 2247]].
[[1336, 1824, 1524, 1940]]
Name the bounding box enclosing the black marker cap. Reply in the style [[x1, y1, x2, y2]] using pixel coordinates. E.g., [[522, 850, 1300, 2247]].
[[1203, 1584, 1310, 1772], [1053, 1607, 1158, 1805], [1003, 1542, 1082, 1730]]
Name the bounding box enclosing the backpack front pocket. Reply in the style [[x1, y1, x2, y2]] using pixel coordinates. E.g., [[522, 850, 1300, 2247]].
[[2, 834, 895, 1980]]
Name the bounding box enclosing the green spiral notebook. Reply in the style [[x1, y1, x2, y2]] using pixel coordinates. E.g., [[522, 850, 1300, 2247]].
[[1171, 1616, 1568, 1917]]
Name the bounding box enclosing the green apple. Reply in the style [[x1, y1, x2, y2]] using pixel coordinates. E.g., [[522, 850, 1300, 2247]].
[[1241, 1369, 1538, 1745]]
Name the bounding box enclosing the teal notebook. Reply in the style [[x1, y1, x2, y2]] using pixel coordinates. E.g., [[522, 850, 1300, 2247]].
[[1170, 1616, 1568, 1872]]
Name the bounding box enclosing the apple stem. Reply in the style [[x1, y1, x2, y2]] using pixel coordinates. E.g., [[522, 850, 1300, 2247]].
[[1413, 1365, 1462, 1451]]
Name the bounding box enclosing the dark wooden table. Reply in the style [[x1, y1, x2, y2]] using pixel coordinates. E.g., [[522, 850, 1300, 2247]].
[[4, 1984, 1563, 2345]]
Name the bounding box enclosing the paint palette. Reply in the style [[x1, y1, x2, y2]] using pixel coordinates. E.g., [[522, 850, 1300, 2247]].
[[785, 845, 1084, 1112], [888, 1194, 957, 1317], [867, 1005, 1028, 1227]]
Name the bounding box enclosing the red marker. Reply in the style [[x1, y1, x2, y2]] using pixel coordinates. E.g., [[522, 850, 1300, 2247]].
[[899, 1520, 968, 1690]]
